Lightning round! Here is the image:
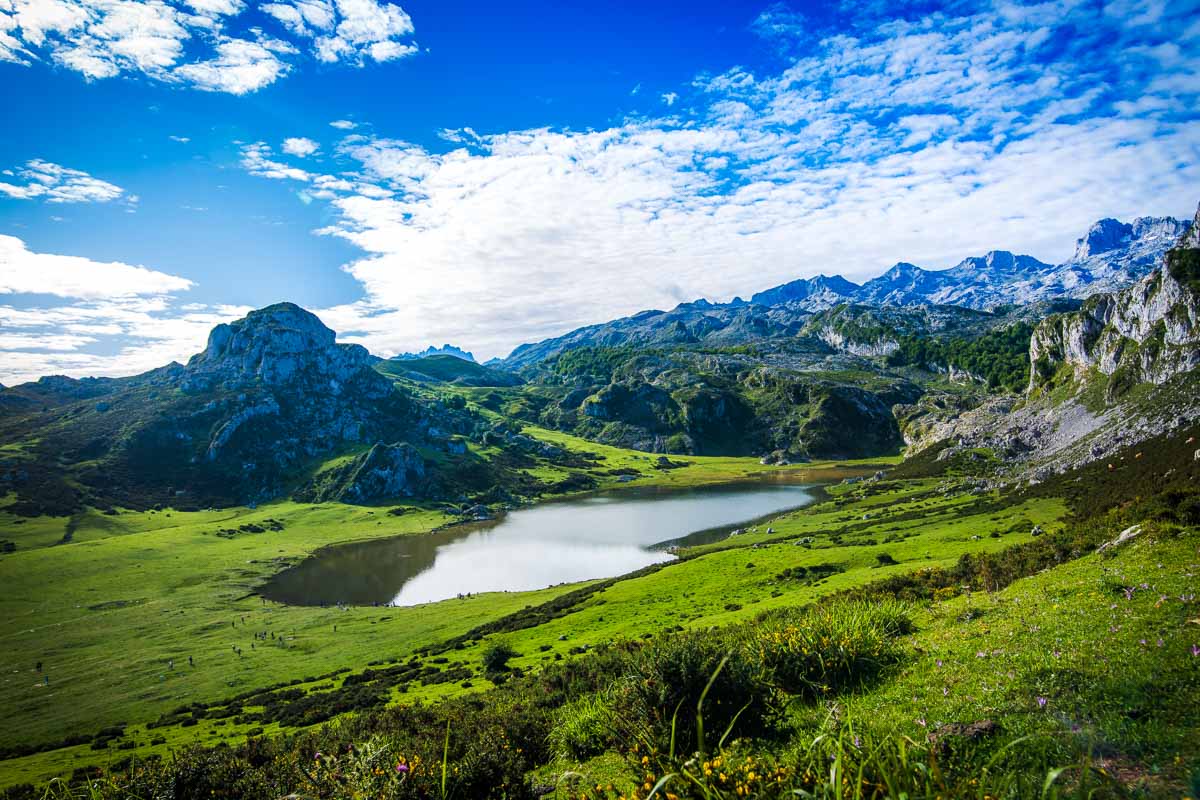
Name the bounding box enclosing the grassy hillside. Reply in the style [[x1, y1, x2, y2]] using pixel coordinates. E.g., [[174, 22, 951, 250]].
[[6, 474, 1194, 798]]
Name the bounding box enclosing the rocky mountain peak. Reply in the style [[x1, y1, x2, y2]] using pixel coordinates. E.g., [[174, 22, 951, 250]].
[[982, 250, 1017, 271], [748, 273, 858, 307], [882, 262, 923, 280], [1029, 204, 1200, 394], [186, 302, 376, 388], [1132, 215, 1190, 242], [1072, 218, 1131, 260]]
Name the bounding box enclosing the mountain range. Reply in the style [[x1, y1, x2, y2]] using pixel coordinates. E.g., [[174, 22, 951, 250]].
[[749, 215, 1189, 311], [501, 214, 1189, 368], [391, 344, 477, 362]]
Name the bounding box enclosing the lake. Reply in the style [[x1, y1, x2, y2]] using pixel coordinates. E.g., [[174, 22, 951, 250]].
[[260, 481, 819, 607]]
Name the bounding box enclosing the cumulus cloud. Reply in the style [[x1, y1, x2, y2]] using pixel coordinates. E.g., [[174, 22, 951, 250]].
[[0, 0, 418, 94], [282, 136, 320, 157], [240, 141, 314, 181], [0, 234, 194, 299], [172, 36, 291, 94], [329, 118, 357, 129], [0, 159, 126, 203]]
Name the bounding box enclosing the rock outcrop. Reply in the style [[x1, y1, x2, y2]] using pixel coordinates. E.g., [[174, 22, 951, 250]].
[[1028, 205, 1200, 391], [185, 302, 389, 396], [297, 442, 430, 503]]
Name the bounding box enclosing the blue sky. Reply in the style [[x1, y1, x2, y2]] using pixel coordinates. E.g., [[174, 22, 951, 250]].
[[1, 0, 1198, 383]]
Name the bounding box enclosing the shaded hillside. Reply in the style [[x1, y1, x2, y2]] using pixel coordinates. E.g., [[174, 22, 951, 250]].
[[375, 354, 522, 387], [475, 345, 922, 459]]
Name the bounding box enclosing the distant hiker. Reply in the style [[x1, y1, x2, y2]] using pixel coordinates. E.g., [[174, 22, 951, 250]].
[[189, 656, 193, 667], [168, 659, 174, 670], [43, 675, 49, 686], [35, 661, 42, 673]]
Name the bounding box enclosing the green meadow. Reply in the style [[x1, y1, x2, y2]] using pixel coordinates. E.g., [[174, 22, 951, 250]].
[[0, 428, 897, 787]]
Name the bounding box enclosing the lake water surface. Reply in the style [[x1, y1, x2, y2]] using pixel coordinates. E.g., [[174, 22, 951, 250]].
[[261, 481, 818, 607]]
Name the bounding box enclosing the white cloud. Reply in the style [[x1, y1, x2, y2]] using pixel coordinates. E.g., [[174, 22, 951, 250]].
[[0, 234, 194, 299], [282, 136, 320, 157], [260, 0, 417, 65], [895, 113, 959, 147], [173, 36, 290, 94], [240, 141, 314, 181], [661, 91, 678, 106], [169, 134, 191, 142], [0, 159, 125, 203], [329, 118, 357, 129], [0, 0, 418, 93]]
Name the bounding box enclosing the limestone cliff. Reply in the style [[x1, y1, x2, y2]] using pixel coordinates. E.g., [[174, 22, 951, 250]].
[[1028, 204, 1200, 392]]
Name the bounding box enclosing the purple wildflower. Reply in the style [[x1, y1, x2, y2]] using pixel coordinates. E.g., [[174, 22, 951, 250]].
[[1037, 696, 1048, 709], [1192, 644, 1200, 658], [397, 762, 409, 773]]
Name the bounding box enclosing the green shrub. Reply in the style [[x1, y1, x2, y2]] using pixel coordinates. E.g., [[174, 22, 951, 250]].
[[482, 640, 517, 674]]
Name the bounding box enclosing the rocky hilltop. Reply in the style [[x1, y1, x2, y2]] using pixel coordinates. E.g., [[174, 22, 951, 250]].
[[186, 303, 387, 393], [0, 304, 478, 512]]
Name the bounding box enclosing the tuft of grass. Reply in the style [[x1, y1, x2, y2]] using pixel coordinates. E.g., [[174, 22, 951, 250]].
[[752, 600, 913, 699]]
